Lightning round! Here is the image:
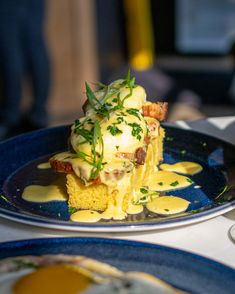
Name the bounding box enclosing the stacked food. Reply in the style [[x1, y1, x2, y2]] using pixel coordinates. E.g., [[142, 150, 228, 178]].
[[50, 72, 168, 221]]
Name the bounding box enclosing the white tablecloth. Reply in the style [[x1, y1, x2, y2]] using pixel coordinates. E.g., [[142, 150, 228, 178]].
[[0, 117, 235, 268]]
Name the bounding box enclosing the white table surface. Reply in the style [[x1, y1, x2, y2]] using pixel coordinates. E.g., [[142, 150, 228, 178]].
[[0, 116, 235, 268]]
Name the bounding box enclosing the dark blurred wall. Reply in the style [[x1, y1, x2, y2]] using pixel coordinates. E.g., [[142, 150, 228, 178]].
[[96, 0, 127, 81]]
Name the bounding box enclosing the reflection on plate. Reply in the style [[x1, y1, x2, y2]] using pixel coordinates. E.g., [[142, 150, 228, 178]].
[[0, 237, 234, 294], [0, 125, 235, 232]]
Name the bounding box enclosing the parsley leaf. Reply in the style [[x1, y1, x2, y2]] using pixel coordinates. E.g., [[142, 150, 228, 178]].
[[140, 187, 148, 194], [68, 207, 77, 214], [170, 181, 179, 187], [128, 122, 143, 141], [107, 125, 123, 136]]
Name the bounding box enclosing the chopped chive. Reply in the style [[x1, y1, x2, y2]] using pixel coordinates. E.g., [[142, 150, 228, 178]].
[[186, 178, 194, 184], [0, 194, 10, 203]]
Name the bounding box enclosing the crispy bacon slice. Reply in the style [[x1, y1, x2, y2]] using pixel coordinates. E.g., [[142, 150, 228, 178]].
[[135, 147, 147, 165], [142, 102, 168, 121], [50, 159, 74, 174], [50, 158, 102, 184]]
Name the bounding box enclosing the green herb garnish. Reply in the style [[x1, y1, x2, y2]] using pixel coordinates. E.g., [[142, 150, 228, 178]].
[[0, 194, 10, 203], [90, 121, 104, 179], [215, 185, 228, 199], [85, 82, 102, 109], [133, 191, 159, 205], [116, 116, 124, 124], [128, 122, 143, 141], [75, 120, 104, 180], [186, 178, 194, 184], [158, 182, 163, 186], [140, 187, 148, 194], [68, 207, 77, 214], [135, 195, 148, 204], [170, 181, 179, 187], [126, 108, 141, 120], [107, 125, 123, 136], [85, 70, 136, 118]]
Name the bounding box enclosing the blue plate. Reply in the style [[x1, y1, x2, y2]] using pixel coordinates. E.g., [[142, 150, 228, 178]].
[[0, 125, 235, 232], [0, 237, 234, 294]]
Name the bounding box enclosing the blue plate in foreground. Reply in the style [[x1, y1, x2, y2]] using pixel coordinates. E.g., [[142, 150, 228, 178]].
[[0, 237, 234, 294], [0, 125, 234, 232]]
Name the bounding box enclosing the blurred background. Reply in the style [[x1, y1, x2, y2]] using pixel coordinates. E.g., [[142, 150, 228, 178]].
[[0, 0, 235, 140]]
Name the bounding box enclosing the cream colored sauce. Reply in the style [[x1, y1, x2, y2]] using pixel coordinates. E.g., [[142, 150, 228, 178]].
[[69, 167, 194, 223], [160, 161, 202, 175], [101, 197, 116, 220], [126, 202, 143, 214], [70, 201, 143, 223], [22, 185, 67, 202], [145, 170, 192, 192], [37, 162, 51, 169], [100, 193, 127, 220], [146, 196, 190, 215], [70, 210, 101, 223]]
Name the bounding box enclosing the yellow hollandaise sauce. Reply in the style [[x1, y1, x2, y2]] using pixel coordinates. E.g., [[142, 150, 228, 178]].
[[145, 170, 193, 192], [69, 202, 144, 223], [125, 202, 144, 215], [22, 185, 67, 203], [70, 195, 191, 222], [70, 206, 143, 223], [70, 210, 102, 223], [37, 162, 51, 169], [160, 161, 203, 175], [146, 196, 190, 215], [21, 161, 200, 222], [101, 199, 127, 220]]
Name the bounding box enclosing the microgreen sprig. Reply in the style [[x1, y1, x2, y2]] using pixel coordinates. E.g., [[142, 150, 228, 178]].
[[85, 69, 136, 118]]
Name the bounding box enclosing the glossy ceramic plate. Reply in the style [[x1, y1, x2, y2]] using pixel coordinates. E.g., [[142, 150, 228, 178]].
[[0, 125, 235, 232], [0, 237, 234, 294]]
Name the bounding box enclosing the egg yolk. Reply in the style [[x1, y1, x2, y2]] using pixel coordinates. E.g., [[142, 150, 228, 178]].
[[13, 264, 92, 294]]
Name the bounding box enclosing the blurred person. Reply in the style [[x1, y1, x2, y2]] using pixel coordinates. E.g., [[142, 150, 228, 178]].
[[229, 41, 235, 104], [0, 0, 50, 140]]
